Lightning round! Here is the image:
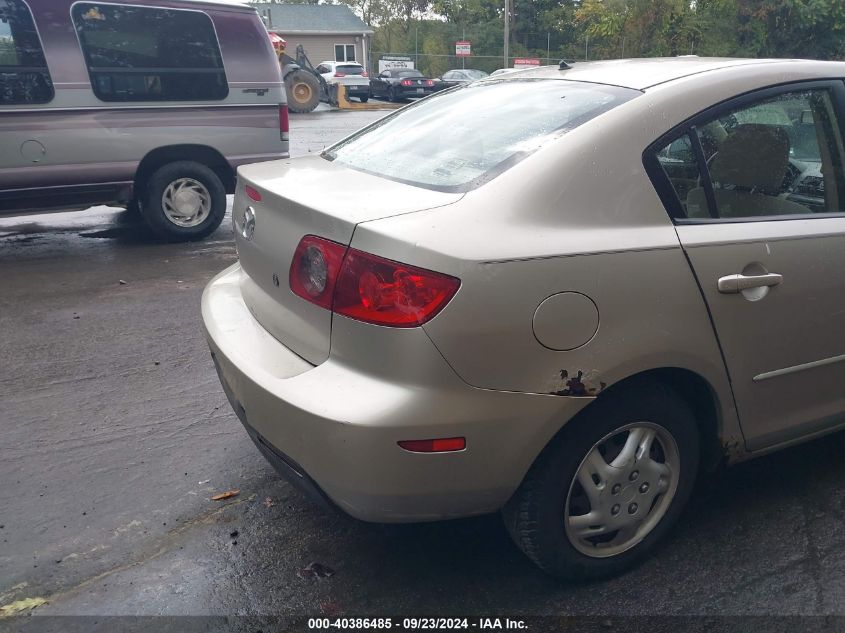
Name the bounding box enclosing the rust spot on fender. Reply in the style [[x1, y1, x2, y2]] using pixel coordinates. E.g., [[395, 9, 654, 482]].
[[722, 436, 746, 463], [549, 370, 606, 397]]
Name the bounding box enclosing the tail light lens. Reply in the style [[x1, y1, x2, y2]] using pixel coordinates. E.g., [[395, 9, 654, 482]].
[[289, 236, 460, 327], [289, 236, 346, 310], [400, 79, 412, 86], [362, 71, 369, 77], [334, 72, 346, 77], [278, 103, 289, 142], [425, 80, 434, 87]]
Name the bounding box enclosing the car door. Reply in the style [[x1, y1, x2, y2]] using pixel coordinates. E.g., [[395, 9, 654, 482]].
[[648, 81, 845, 451], [0, 0, 56, 211], [373, 71, 389, 96]]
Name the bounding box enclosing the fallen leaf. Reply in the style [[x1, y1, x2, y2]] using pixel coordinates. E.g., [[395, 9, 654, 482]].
[[118, 280, 127, 285], [297, 562, 335, 580], [320, 600, 343, 616], [263, 497, 274, 508], [0, 597, 48, 617], [211, 489, 239, 501]]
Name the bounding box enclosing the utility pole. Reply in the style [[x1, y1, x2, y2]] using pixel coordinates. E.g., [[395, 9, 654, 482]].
[[546, 32, 550, 64], [585, 34, 588, 61], [503, 0, 509, 68], [462, 26, 466, 69], [415, 27, 418, 69]]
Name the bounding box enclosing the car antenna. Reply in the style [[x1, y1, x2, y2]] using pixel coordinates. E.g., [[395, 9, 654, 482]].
[[558, 60, 574, 70]]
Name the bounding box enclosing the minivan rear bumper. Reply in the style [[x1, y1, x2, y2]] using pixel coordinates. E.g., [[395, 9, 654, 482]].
[[202, 264, 586, 522]]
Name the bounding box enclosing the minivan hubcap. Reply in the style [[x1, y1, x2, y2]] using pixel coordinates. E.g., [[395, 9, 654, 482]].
[[564, 422, 679, 558], [162, 178, 211, 227]]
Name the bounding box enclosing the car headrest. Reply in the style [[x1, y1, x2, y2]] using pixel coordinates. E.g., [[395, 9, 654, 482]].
[[710, 124, 790, 193]]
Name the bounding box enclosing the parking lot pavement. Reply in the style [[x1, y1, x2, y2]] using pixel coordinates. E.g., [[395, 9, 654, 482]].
[[3, 108, 845, 621]]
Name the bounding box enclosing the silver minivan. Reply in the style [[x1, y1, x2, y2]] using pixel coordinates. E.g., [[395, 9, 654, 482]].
[[0, 0, 288, 241]]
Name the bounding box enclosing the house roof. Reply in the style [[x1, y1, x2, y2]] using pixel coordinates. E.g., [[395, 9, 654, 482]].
[[251, 3, 373, 35]]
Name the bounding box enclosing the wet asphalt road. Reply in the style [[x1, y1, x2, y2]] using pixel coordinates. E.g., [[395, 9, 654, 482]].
[[3, 108, 845, 625]]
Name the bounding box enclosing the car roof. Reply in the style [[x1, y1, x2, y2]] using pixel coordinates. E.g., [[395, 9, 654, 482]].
[[490, 57, 843, 90]]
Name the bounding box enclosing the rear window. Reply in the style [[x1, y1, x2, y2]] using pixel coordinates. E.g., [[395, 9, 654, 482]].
[[397, 70, 422, 78], [72, 3, 227, 102], [325, 79, 639, 192], [337, 64, 364, 75], [0, 0, 53, 105]]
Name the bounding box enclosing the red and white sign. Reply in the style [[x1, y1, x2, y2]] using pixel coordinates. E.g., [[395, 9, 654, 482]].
[[513, 58, 540, 69], [455, 41, 471, 57]]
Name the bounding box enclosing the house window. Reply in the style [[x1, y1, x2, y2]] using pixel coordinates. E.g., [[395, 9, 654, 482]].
[[0, 0, 54, 105], [334, 44, 355, 62], [72, 3, 228, 102]]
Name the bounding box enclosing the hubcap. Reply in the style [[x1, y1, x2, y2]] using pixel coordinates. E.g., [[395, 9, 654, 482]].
[[161, 178, 211, 227], [564, 422, 680, 558]]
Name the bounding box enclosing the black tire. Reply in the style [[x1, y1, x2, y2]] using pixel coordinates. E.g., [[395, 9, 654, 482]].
[[388, 86, 398, 103], [360, 94, 369, 103], [140, 161, 226, 242], [502, 383, 699, 580], [285, 70, 321, 113], [124, 198, 141, 217]]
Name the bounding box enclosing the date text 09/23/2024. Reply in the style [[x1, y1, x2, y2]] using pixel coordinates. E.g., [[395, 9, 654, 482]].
[[308, 618, 528, 630]]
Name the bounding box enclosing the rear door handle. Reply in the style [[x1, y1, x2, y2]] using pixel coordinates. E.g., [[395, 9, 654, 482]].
[[717, 273, 783, 294]]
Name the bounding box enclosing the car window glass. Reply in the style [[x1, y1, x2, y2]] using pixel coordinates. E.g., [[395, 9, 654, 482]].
[[337, 64, 364, 75], [326, 79, 639, 192], [0, 0, 53, 104], [72, 3, 227, 102], [689, 89, 845, 219], [654, 133, 708, 218]]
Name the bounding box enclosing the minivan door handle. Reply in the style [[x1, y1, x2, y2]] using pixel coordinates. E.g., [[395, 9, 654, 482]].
[[717, 273, 783, 294]]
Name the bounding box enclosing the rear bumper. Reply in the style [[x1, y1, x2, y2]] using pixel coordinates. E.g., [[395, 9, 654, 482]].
[[397, 87, 435, 98], [202, 264, 587, 522]]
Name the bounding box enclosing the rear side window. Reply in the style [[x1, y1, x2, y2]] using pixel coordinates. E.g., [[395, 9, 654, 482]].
[[0, 0, 53, 105], [325, 79, 639, 192], [72, 3, 228, 102]]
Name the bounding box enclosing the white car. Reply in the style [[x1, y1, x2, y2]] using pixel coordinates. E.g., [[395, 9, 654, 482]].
[[315, 61, 370, 103]]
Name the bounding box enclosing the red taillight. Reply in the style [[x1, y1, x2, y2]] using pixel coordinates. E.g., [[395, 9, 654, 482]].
[[398, 438, 466, 453], [425, 80, 434, 87], [245, 185, 262, 202], [400, 79, 412, 86], [278, 103, 289, 141], [334, 72, 346, 77], [333, 249, 460, 327], [362, 71, 369, 77], [289, 236, 460, 328], [289, 236, 347, 310]]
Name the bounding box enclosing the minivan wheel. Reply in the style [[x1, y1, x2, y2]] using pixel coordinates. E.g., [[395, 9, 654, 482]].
[[141, 161, 226, 242], [503, 384, 699, 580]]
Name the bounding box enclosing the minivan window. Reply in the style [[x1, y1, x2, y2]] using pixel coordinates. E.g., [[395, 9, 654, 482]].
[[0, 0, 53, 105], [71, 3, 227, 102], [325, 79, 639, 192]]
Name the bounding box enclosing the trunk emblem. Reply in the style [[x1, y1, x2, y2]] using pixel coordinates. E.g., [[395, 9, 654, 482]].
[[242, 206, 256, 240]]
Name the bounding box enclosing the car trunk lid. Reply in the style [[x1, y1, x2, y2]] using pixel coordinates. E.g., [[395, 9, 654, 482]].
[[234, 155, 462, 365]]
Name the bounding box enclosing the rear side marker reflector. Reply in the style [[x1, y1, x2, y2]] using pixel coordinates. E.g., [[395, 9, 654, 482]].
[[398, 438, 466, 453], [245, 185, 262, 202]]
